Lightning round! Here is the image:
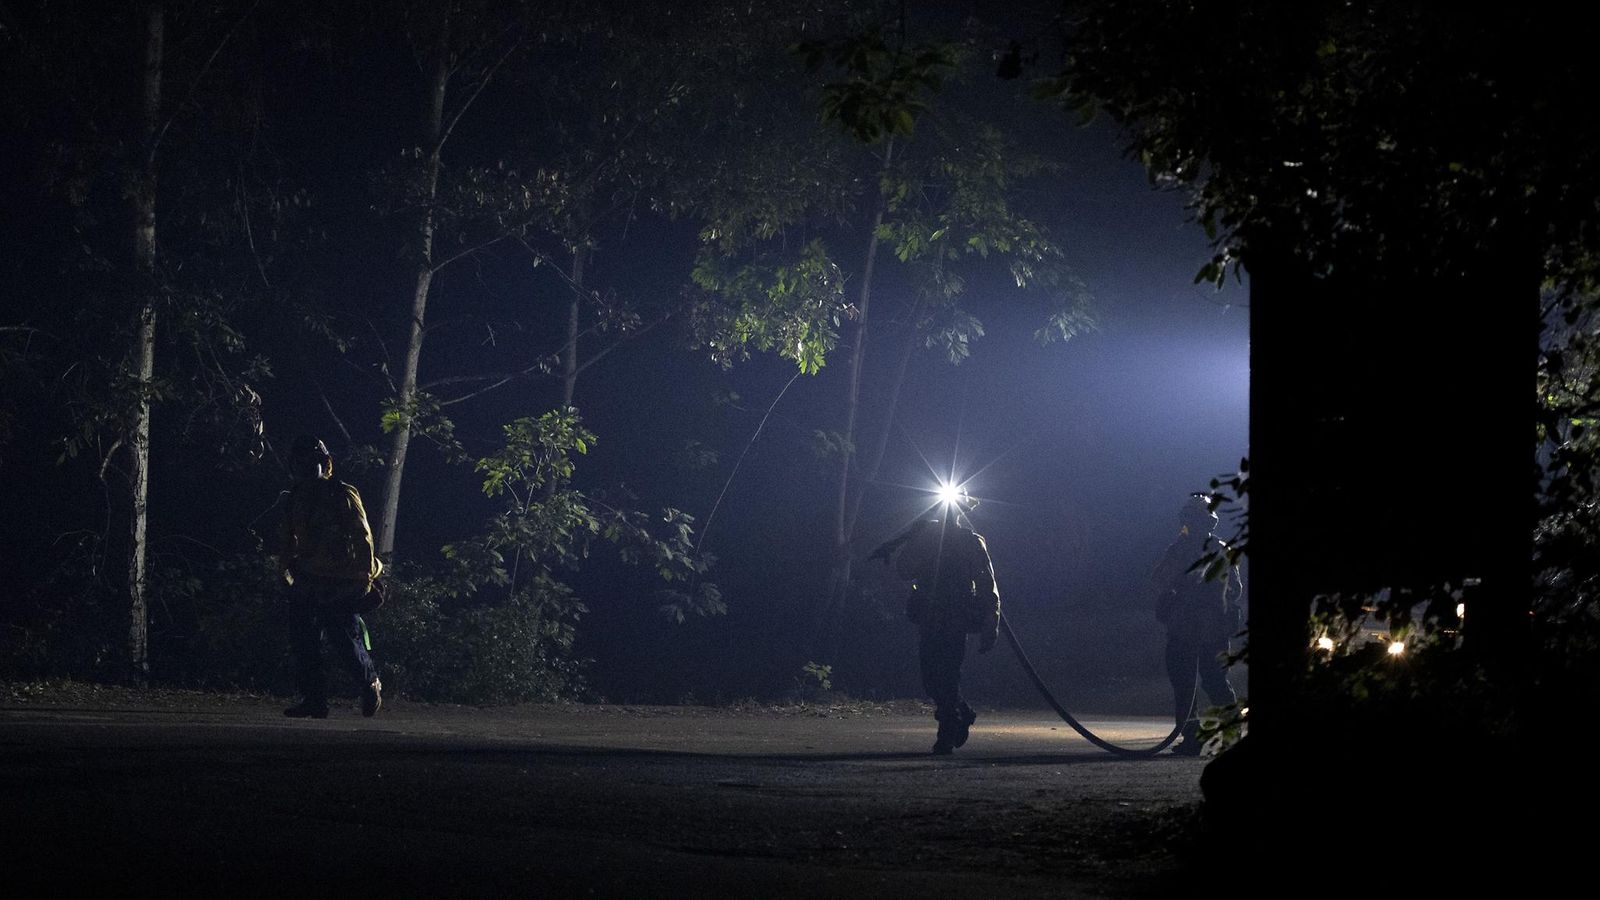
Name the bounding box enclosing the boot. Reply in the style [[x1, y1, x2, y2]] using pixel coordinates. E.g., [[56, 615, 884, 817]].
[[361, 677, 382, 718], [952, 704, 978, 748], [933, 711, 960, 755]]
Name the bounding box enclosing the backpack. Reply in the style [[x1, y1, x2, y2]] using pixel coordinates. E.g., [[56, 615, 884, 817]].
[[286, 478, 382, 584]]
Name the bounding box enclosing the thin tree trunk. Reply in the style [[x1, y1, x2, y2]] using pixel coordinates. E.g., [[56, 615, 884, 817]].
[[377, 16, 450, 557], [126, 1, 165, 682], [845, 300, 923, 541], [562, 245, 586, 408], [532, 246, 586, 509], [820, 138, 895, 641]]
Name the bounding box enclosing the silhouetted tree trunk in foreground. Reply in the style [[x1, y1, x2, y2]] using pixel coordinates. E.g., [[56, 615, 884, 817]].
[[1224, 230, 1541, 878]]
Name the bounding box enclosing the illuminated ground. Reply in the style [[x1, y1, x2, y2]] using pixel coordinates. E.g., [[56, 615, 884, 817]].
[[0, 685, 1207, 898]]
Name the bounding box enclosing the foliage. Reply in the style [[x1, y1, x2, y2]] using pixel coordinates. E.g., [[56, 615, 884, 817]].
[[0, 533, 125, 681], [0, 534, 589, 704], [155, 546, 295, 692], [373, 565, 589, 705], [796, 27, 956, 145], [689, 240, 845, 374], [1195, 699, 1247, 756], [0, 0, 282, 471], [685, 15, 1093, 378], [1195, 460, 1249, 586], [1534, 290, 1600, 708], [1292, 575, 1522, 758], [1053, 1, 1600, 286], [445, 409, 724, 624], [800, 660, 833, 691], [1053, 3, 1600, 774]]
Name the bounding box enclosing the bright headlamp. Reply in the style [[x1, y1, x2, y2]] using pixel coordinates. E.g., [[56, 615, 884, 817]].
[[935, 481, 970, 508]]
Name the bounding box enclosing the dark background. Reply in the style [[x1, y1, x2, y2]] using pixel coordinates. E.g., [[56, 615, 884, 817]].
[[0, 3, 1248, 712]]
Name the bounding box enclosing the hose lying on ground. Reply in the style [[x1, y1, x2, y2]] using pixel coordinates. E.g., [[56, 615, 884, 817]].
[[1000, 612, 1191, 757]]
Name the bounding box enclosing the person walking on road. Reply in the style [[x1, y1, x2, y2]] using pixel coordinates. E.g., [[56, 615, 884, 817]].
[[871, 497, 1001, 755], [278, 435, 384, 719]]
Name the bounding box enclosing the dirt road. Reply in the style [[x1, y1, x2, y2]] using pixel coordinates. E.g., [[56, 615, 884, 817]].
[[1, 685, 1206, 898]]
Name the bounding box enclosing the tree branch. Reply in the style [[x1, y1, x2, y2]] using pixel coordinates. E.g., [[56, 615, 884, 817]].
[[151, 0, 262, 163], [320, 391, 355, 446], [436, 32, 521, 153], [430, 229, 520, 275], [572, 309, 674, 379]]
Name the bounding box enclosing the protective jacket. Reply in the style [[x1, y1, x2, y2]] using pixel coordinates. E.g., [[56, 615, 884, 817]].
[[280, 477, 383, 586], [1151, 532, 1241, 637], [895, 519, 1001, 640]]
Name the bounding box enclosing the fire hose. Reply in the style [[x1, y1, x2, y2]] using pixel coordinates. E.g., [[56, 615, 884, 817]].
[[1000, 612, 1195, 757]]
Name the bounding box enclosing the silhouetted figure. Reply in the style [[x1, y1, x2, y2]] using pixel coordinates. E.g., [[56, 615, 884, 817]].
[[872, 507, 1000, 754], [1151, 497, 1241, 755], [279, 436, 383, 719]]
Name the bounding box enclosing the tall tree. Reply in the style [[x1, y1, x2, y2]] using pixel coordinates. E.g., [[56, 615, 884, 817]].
[[1055, 0, 1600, 730], [125, 1, 165, 680], [369, 1, 537, 556], [1, 0, 277, 680], [687, 12, 1092, 653], [1043, 1, 1600, 867]]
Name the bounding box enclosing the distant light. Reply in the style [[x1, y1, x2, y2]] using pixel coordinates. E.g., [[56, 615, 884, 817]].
[[1387, 641, 1406, 656], [1315, 636, 1335, 652], [1456, 602, 1466, 620]]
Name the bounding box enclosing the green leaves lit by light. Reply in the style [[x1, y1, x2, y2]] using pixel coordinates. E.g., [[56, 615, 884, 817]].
[[474, 408, 594, 501], [380, 391, 466, 464], [690, 238, 844, 375], [1035, 305, 1098, 346], [798, 31, 957, 145], [444, 407, 723, 630]]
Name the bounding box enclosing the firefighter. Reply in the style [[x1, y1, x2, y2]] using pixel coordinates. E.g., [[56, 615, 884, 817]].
[[872, 501, 1001, 755], [1151, 496, 1242, 755], [278, 435, 383, 719]]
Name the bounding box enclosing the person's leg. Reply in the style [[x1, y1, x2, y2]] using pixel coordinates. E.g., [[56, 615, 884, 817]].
[[1195, 631, 1237, 711], [920, 625, 968, 753], [318, 602, 380, 716], [1165, 629, 1202, 751], [285, 583, 329, 717], [320, 608, 377, 684]]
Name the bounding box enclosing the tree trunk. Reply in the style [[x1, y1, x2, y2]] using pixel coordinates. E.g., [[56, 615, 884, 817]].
[[819, 138, 894, 645], [1239, 249, 1307, 744], [1232, 234, 1539, 851], [845, 299, 924, 542], [126, 1, 165, 682], [562, 245, 586, 408], [376, 17, 450, 558]]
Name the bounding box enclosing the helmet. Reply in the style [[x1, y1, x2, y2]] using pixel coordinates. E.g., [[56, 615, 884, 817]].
[[289, 435, 331, 479], [1179, 495, 1215, 531]]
